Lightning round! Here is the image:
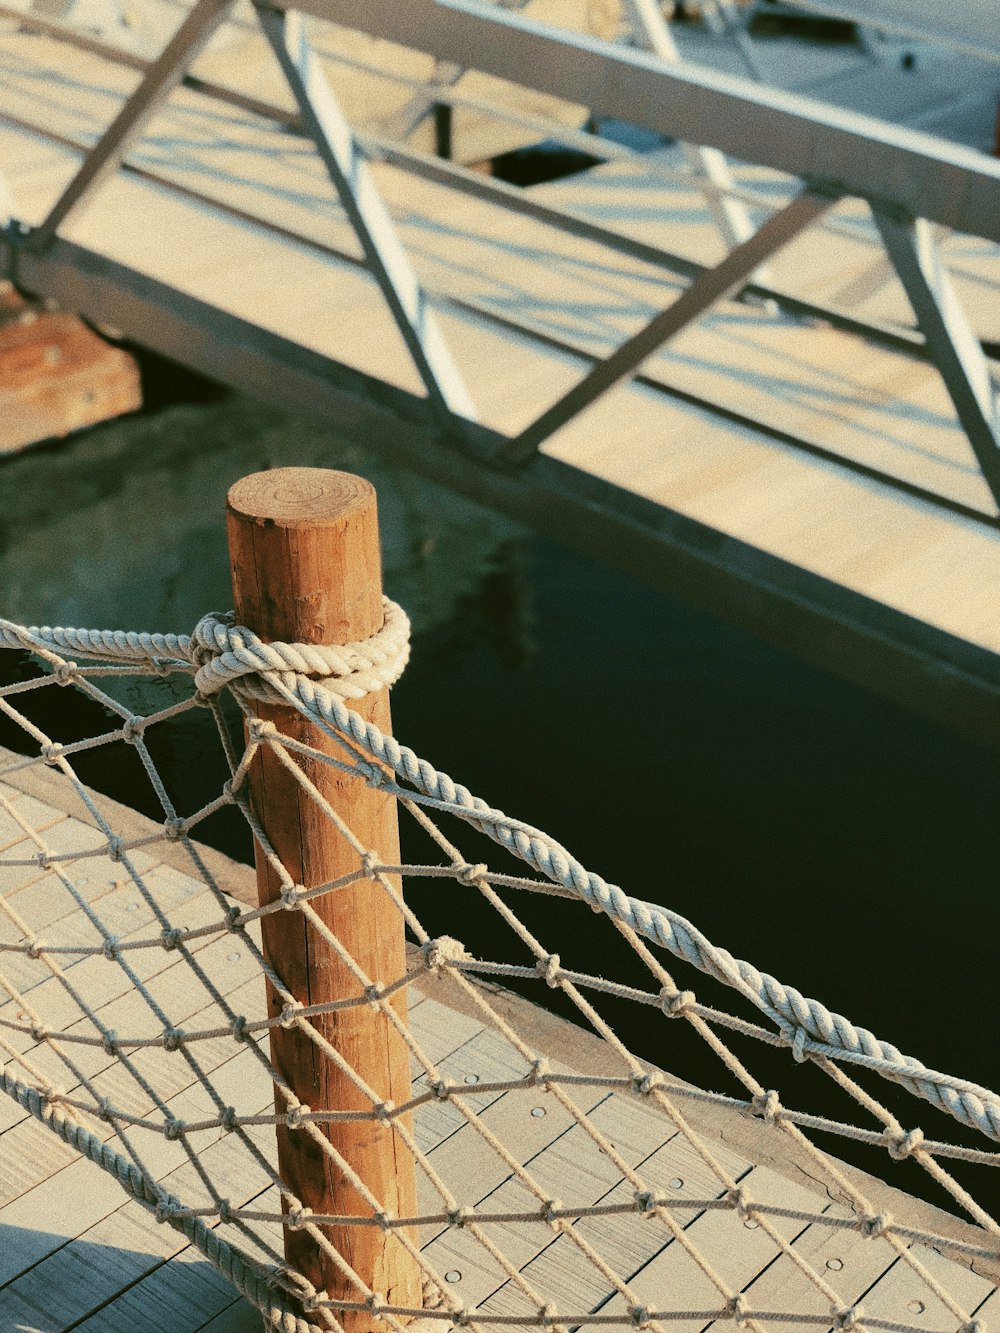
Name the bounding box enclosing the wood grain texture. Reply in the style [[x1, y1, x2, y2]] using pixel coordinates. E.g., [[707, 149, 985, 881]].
[[226, 468, 421, 1329]]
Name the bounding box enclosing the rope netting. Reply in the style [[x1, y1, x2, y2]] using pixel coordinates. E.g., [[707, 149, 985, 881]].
[[0, 606, 998, 1333]]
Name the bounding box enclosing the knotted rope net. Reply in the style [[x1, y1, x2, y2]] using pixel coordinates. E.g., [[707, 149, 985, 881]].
[[0, 604, 997, 1332]]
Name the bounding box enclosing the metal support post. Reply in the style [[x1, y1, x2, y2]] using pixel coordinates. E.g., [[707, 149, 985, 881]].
[[875, 210, 1000, 508], [256, 4, 478, 423]]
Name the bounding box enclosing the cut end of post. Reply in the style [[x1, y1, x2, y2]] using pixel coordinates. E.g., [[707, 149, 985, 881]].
[[227, 466, 375, 530], [227, 468, 385, 645]]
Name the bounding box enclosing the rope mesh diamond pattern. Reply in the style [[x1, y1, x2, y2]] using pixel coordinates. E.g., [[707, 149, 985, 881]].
[[0, 612, 997, 1333]]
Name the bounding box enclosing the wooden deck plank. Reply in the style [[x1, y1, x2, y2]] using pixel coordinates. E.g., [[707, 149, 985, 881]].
[[484, 1108, 754, 1318], [859, 1244, 996, 1332]]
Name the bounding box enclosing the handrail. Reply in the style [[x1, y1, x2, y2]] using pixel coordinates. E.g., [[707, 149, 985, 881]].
[[301, 0, 1000, 243]]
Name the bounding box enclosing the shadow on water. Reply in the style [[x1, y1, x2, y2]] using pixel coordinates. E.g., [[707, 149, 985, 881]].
[[2, 385, 1000, 1224]]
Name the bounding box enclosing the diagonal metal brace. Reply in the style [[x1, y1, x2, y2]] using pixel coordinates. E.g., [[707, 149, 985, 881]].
[[498, 187, 836, 466], [30, 0, 237, 249], [875, 210, 1000, 510], [256, 4, 478, 423]]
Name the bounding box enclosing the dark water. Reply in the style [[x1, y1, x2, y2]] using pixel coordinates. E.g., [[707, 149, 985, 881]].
[[2, 380, 999, 1221]]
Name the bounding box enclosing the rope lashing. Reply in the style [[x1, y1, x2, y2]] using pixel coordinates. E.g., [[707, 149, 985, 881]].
[[4, 612, 1000, 1144], [190, 601, 410, 702], [0, 598, 411, 705]]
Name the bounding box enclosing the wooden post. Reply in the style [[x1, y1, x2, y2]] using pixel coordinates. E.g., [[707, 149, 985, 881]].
[[226, 468, 421, 1331]]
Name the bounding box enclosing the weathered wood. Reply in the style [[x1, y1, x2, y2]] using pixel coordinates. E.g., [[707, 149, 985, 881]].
[[226, 468, 422, 1329], [0, 282, 141, 453]]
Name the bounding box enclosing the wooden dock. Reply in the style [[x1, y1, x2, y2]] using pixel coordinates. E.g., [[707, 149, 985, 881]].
[[1, 3, 999, 743], [1, 752, 999, 1332]]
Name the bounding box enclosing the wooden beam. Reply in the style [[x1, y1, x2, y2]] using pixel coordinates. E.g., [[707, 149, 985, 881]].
[[227, 468, 422, 1329]]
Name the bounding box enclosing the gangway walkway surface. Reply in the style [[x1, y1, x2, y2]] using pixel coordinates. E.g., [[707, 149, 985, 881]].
[[1, 0, 999, 741]]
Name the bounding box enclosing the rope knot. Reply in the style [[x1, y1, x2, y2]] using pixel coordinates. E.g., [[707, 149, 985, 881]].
[[885, 1126, 924, 1160], [458, 862, 488, 886], [164, 1117, 184, 1141], [422, 936, 467, 971], [726, 1188, 754, 1223], [788, 1026, 809, 1062], [859, 1212, 893, 1239], [360, 761, 388, 789], [40, 742, 63, 765], [360, 850, 380, 878], [285, 1102, 310, 1130], [162, 1027, 184, 1052], [107, 836, 125, 863], [540, 1199, 563, 1228], [121, 716, 145, 745], [163, 816, 186, 841], [531, 1057, 551, 1085], [98, 1096, 114, 1121], [225, 905, 243, 932], [217, 1199, 232, 1225], [220, 1106, 238, 1133], [155, 1199, 180, 1223], [190, 600, 410, 705], [287, 1205, 312, 1231], [373, 1100, 395, 1124], [635, 1190, 664, 1215], [279, 1001, 304, 1029], [429, 1080, 451, 1102], [26, 940, 45, 960], [102, 935, 121, 961], [102, 1030, 119, 1057], [447, 1206, 473, 1228], [628, 1305, 652, 1328], [364, 982, 385, 1008], [53, 661, 77, 685], [231, 1015, 249, 1043], [725, 1294, 750, 1326], [160, 926, 184, 950], [750, 1090, 781, 1125], [832, 1306, 864, 1331], [279, 883, 303, 910], [536, 953, 561, 987], [246, 716, 276, 743], [633, 1069, 665, 1096], [30, 1021, 47, 1041], [659, 987, 696, 1017]]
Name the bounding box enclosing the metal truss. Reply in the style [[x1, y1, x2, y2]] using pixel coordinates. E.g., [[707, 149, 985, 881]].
[[254, 4, 477, 421], [2, 0, 1000, 509], [875, 211, 1000, 501], [499, 188, 836, 465], [20, 0, 479, 424]]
